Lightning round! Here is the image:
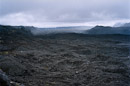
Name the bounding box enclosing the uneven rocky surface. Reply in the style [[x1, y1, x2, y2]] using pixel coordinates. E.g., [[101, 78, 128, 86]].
[[0, 25, 130, 86], [0, 69, 10, 86]]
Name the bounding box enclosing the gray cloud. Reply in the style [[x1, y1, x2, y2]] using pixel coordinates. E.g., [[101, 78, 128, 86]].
[[0, 0, 130, 27]]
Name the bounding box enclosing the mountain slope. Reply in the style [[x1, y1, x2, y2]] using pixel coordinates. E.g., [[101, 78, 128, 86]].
[[86, 25, 130, 35], [121, 23, 130, 27]]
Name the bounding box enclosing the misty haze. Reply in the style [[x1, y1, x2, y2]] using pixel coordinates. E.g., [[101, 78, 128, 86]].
[[0, 0, 130, 86]]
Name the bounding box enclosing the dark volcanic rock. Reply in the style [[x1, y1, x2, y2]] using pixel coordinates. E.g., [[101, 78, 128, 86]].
[[0, 69, 11, 86], [0, 56, 27, 76], [0, 25, 130, 86], [0, 45, 13, 52]]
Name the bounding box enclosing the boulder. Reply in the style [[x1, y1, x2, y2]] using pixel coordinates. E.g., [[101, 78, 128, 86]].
[[0, 69, 11, 86]]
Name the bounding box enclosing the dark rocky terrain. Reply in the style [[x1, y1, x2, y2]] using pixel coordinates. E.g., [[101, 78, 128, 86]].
[[0, 25, 130, 86]]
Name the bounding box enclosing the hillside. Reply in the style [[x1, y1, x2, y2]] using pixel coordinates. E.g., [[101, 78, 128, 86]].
[[86, 25, 130, 35], [122, 23, 130, 27]]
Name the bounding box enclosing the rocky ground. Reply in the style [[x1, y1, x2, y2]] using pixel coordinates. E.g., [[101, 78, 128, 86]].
[[0, 26, 130, 86]]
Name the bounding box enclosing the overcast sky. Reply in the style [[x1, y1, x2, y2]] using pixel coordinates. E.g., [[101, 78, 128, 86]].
[[0, 0, 130, 27]]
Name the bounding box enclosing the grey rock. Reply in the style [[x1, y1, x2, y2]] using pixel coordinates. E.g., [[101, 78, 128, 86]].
[[0, 69, 11, 86]]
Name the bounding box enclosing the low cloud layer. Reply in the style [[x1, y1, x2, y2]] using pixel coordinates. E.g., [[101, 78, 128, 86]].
[[0, 0, 130, 27]]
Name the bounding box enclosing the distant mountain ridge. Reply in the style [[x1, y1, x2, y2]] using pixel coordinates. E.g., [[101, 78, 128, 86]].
[[114, 22, 130, 27], [86, 23, 130, 35], [0, 25, 34, 38], [0, 25, 92, 35], [0, 23, 130, 36], [121, 23, 130, 27]]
